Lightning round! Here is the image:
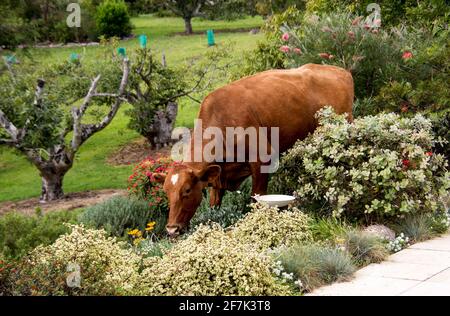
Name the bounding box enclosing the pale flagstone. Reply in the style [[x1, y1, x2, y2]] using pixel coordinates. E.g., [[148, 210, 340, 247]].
[[307, 276, 419, 296], [426, 267, 450, 284], [388, 248, 450, 266], [400, 282, 450, 296], [308, 233, 450, 296], [355, 261, 448, 281], [409, 236, 450, 252]]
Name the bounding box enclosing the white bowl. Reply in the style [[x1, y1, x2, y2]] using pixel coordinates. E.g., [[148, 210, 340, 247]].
[[253, 194, 296, 207]]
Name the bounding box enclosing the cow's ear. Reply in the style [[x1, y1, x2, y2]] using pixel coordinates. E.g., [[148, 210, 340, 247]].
[[198, 165, 221, 183], [153, 173, 166, 184]]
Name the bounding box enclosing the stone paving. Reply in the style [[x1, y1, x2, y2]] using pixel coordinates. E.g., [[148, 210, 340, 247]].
[[308, 233, 450, 296]]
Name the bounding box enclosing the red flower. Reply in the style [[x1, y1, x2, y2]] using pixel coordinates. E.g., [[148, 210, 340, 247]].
[[402, 51, 413, 60], [402, 159, 410, 167], [425, 151, 433, 157], [281, 32, 290, 41], [319, 53, 331, 59]]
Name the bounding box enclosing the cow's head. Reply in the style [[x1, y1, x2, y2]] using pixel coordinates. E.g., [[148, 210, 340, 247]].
[[154, 164, 221, 237]]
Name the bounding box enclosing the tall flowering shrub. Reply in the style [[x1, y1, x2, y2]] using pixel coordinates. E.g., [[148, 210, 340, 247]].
[[278, 12, 404, 99], [271, 107, 450, 222], [128, 156, 177, 211]]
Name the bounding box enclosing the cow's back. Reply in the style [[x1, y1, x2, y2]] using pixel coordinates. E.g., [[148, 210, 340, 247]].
[[196, 63, 354, 153]]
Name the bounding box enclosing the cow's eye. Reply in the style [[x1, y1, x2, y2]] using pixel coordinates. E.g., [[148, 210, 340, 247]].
[[185, 188, 191, 194]]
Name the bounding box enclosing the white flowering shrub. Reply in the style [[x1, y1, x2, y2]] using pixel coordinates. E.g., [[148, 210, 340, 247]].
[[387, 233, 410, 253], [271, 107, 450, 221], [137, 224, 290, 296], [231, 203, 312, 251], [17, 225, 141, 295]]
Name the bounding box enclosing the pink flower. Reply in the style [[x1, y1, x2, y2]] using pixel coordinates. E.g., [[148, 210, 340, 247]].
[[425, 151, 433, 157], [319, 53, 331, 59], [280, 45, 290, 53], [371, 29, 379, 34], [402, 51, 413, 60], [293, 48, 302, 55], [281, 33, 290, 41], [348, 31, 355, 38]]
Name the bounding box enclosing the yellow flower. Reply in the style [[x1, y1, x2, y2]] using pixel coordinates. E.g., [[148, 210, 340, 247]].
[[133, 237, 144, 246], [128, 229, 141, 237], [145, 222, 156, 232]]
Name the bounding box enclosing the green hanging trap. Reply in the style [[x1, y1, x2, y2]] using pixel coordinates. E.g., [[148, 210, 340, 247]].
[[207, 30, 215, 46]]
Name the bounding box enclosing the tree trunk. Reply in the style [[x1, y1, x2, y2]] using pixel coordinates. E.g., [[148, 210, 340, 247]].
[[39, 168, 68, 202], [184, 17, 193, 35]]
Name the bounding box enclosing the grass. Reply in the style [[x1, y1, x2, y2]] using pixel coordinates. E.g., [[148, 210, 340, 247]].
[[277, 243, 356, 292], [0, 15, 263, 203]]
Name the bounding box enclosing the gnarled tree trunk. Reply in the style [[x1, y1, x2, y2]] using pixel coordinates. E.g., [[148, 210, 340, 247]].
[[40, 169, 66, 201]]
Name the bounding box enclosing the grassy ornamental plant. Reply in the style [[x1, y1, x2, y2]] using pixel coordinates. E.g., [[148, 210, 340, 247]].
[[271, 107, 450, 222], [79, 195, 167, 237]]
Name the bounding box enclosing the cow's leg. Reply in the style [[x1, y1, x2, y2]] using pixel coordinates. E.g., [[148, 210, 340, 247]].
[[250, 163, 268, 196], [209, 187, 226, 207]]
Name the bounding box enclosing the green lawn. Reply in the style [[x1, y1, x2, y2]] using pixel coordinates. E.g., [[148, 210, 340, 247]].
[[0, 15, 263, 202]]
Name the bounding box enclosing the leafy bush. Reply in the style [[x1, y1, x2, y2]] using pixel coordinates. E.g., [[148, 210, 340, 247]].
[[343, 230, 389, 266], [276, 243, 356, 292], [127, 156, 178, 220], [137, 224, 290, 295], [231, 203, 312, 251], [232, 7, 302, 79], [431, 111, 450, 163], [79, 195, 166, 237], [271, 107, 450, 222], [372, 29, 450, 114], [190, 178, 252, 228], [280, 12, 404, 99], [96, 0, 133, 38], [0, 210, 80, 260], [12, 225, 141, 296]]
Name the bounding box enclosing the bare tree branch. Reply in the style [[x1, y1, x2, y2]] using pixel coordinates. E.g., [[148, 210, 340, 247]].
[[71, 58, 130, 152], [0, 109, 20, 141]]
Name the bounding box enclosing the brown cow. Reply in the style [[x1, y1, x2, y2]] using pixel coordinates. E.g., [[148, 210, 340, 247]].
[[154, 64, 354, 236]]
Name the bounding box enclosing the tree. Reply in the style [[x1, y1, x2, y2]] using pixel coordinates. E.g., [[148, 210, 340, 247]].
[[0, 57, 130, 201], [152, 0, 208, 34], [125, 44, 235, 148]]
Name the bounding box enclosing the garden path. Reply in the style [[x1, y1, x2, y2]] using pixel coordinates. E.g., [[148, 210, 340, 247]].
[[308, 233, 450, 296]]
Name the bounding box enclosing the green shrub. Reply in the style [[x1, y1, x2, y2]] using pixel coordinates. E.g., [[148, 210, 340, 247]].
[[0, 210, 80, 260], [431, 111, 450, 163], [271, 107, 450, 222], [96, 0, 133, 38], [12, 225, 141, 296], [343, 230, 389, 266], [232, 203, 312, 251], [305, 0, 450, 28], [232, 7, 302, 79], [276, 243, 356, 292], [281, 11, 404, 99], [137, 224, 290, 295], [190, 178, 252, 229], [372, 29, 450, 114], [79, 195, 166, 237]]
